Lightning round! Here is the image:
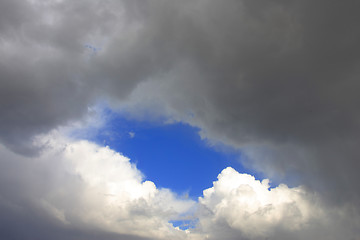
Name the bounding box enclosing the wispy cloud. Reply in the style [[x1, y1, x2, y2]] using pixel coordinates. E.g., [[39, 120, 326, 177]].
[[129, 131, 135, 138]]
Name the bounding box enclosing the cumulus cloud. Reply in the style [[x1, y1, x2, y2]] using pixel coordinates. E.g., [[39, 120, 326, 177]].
[[0, 132, 359, 240], [195, 167, 359, 240], [0, 132, 195, 240]]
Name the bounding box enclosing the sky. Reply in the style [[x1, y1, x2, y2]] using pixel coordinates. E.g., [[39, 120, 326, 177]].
[[1, 0, 360, 240], [81, 109, 245, 198]]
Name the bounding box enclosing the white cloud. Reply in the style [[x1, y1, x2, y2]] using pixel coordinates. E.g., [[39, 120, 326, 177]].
[[0, 131, 358, 240], [129, 131, 135, 138], [195, 167, 358, 240], [3, 132, 196, 240]]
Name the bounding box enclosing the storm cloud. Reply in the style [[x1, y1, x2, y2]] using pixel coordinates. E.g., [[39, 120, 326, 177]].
[[110, 0, 360, 204]]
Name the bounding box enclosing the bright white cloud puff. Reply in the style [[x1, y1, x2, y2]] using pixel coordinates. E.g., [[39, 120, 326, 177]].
[[0, 133, 195, 240], [197, 168, 320, 239]]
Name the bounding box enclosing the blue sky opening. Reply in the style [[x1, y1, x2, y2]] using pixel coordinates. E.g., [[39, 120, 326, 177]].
[[82, 110, 247, 198]]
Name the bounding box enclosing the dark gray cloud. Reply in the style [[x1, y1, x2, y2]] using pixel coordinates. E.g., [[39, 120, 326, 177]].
[[0, 202, 151, 240], [117, 0, 360, 205], [0, 0, 151, 154]]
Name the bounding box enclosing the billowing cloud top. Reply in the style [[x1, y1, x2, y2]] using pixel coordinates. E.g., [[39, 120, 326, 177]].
[[1, 0, 360, 239], [0, 133, 356, 240], [0, 133, 195, 240]]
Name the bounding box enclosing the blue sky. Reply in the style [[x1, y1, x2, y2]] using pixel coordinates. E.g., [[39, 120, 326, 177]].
[[84, 110, 246, 198]]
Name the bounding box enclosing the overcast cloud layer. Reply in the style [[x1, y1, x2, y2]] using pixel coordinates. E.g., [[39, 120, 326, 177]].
[[1, 0, 360, 239]]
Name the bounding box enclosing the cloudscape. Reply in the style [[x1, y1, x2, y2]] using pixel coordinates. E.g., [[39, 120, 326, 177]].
[[1, 0, 360, 239]]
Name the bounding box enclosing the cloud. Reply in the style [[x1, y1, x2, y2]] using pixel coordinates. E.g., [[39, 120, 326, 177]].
[[110, 0, 360, 205], [0, 0, 152, 154], [195, 167, 359, 240], [0, 132, 195, 240], [1, 0, 360, 238], [129, 131, 136, 138], [0, 132, 359, 240]]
